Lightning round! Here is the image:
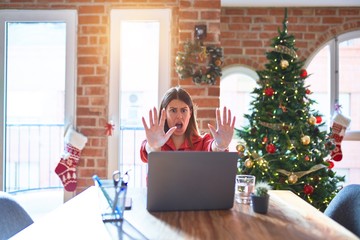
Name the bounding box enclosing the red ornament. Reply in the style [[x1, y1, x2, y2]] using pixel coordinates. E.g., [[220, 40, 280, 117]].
[[304, 155, 310, 161], [300, 69, 308, 78], [262, 136, 268, 144], [315, 116, 322, 124], [305, 89, 311, 94], [264, 87, 274, 97], [105, 121, 115, 136], [327, 160, 335, 169], [303, 184, 314, 195], [266, 144, 276, 154]]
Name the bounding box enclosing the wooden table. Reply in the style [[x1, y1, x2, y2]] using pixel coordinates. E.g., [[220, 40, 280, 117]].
[[12, 186, 359, 240]]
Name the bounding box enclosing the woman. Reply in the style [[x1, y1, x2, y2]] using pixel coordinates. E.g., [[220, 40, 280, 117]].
[[140, 86, 236, 163]]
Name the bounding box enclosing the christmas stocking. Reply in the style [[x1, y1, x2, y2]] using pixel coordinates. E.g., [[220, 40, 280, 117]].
[[330, 113, 351, 161], [55, 127, 88, 192]]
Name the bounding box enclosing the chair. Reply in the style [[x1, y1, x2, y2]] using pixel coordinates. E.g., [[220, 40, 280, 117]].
[[0, 191, 34, 240], [324, 184, 360, 238]]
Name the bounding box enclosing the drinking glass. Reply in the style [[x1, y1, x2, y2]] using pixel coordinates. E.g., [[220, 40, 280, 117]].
[[235, 175, 256, 204]]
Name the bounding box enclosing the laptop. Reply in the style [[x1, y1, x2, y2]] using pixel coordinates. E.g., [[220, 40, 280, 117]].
[[147, 151, 238, 212]]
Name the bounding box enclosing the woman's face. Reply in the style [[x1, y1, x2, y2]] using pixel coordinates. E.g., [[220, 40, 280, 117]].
[[165, 99, 192, 136]]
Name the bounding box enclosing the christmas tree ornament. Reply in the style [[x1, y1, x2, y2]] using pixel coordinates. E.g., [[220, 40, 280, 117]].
[[266, 144, 276, 154], [264, 87, 274, 96], [308, 116, 316, 125], [280, 59, 289, 69], [313, 127, 320, 135], [55, 126, 88, 192], [301, 135, 311, 145], [304, 155, 311, 161], [330, 113, 351, 161], [244, 159, 254, 168], [262, 136, 268, 144], [300, 69, 308, 78], [315, 116, 322, 124], [274, 108, 283, 115], [303, 184, 314, 195], [327, 160, 335, 169], [279, 104, 287, 112], [236, 144, 246, 153], [305, 89, 311, 94], [288, 174, 298, 184], [251, 127, 257, 134]]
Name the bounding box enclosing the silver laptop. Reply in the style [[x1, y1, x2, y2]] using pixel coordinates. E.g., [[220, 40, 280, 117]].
[[147, 151, 238, 212]]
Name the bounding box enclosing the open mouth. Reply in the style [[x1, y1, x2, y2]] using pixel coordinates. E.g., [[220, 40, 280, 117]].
[[175, 123, 183, 129]]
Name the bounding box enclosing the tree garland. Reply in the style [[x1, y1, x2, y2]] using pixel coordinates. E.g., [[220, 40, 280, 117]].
[[175, 40, 223, 85]]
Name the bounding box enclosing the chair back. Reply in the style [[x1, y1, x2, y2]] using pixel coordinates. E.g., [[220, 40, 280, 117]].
[[324, 184, 360, 238], [0, 192, 34, 240]]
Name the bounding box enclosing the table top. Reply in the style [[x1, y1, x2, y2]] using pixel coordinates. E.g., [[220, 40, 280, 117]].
[[12, 186, 359, 240]]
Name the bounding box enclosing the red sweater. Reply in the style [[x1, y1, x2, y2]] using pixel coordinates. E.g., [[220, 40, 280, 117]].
[[139, 133, 214, 163]]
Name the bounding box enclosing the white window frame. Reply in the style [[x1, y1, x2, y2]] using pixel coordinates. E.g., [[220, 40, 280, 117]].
[[305, 30, 360, 141], [108, 9, 171, 178], [0, 10, 77, 191], [220, 65, 259, 150]]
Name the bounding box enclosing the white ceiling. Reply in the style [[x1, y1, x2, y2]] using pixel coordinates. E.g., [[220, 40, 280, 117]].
[[221, 0, 360, 7]]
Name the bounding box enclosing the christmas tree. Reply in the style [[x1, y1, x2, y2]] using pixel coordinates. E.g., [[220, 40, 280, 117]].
[[235, 9, 344, 212]]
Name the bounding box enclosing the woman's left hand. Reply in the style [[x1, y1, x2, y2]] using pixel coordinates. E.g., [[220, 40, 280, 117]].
[[208, 107, 236, 151]]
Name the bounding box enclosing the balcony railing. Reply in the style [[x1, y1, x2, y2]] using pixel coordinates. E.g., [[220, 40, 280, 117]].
[[6, 124, 64, 192], [5, 124, 360, 192], [119, 126, 147, 188], [5, 124, 148, 192]]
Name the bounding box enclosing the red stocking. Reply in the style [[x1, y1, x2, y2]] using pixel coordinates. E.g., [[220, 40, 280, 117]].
[[330, 113, 351, 161], [55, 127, 87, 192]]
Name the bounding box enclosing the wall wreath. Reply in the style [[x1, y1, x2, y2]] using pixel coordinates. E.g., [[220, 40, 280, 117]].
[[175, 40, 223, 85]]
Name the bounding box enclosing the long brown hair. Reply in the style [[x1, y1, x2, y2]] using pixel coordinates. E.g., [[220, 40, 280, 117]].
[[159, 86, 200, 146]]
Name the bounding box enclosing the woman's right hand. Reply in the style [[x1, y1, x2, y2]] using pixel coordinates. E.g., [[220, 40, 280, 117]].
[[142, 107, 176, 152]]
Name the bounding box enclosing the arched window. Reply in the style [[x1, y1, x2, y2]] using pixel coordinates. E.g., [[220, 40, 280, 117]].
[[220, 66, 258, 151], [306, 30, 360, 185]]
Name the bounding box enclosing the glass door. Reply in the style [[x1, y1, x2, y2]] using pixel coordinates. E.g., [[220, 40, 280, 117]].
[[0, 10, 76, 192]]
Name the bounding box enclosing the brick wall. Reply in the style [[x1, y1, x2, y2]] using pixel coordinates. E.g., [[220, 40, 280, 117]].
[[221, 8, 360, 70], [1, 0, 360, 193]]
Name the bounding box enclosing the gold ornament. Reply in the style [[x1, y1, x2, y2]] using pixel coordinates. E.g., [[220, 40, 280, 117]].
[[301, 135, 311, 145], [244, 159, 254, 168], [236, 144, 246, 152], [288, 173, 298, 184], [280, 59, 289, 69], [308, 116, 316, 125]]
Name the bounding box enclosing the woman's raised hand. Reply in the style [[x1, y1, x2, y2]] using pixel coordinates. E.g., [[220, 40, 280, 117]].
[[208, 107, 236, 150], [142, 107, 176, 150]]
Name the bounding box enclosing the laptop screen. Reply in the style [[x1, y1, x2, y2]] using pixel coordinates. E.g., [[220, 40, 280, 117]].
[[147, 151, 238, 212]]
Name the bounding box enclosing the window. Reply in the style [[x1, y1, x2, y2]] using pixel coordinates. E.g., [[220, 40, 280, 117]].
[[109, 9, 171, 187], [0, 10, 77, 191], [306, 30, 360, 184], [220, 66, 258, 151]]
